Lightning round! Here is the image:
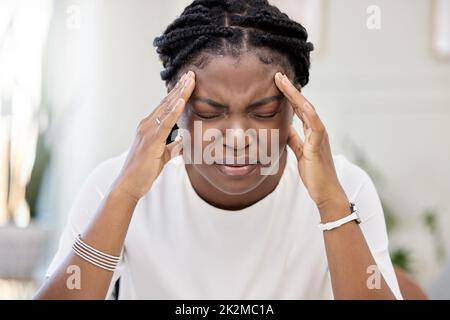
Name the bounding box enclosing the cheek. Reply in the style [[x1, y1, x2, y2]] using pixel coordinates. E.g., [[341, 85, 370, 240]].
[[250, 111, 291, 156], [179, 111, 211, 152], [177, 108, 191, 129]]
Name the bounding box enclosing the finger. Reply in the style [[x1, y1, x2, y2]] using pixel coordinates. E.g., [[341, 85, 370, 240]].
[[144, 72, 188, 122], [301, 111, 311, 130], [301, 101, 326, 146], [302, 99, 325, 133], [287, 125, 304, 161], [157, 70, 196, 122], [163, 73, 188, 104], [275, 72, 326, 145], [164, 136, 183, 163], [179, 71, 196, 103], [153, 72, 190, 121], [274, 72, 305, 118], [160, 71, 195, 123], [302, 116, 309, 131], [294, 107, 310, 131], [156, 98, 186, 141], [276, 73, 310, 135], [275, 73, 324, 131]]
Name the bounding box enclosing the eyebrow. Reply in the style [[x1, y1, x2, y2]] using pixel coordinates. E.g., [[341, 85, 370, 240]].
[[191, 95, 284, 110]]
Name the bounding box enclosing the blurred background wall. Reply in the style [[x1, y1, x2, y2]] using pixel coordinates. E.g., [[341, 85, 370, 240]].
[[1, 0, 449, 298]]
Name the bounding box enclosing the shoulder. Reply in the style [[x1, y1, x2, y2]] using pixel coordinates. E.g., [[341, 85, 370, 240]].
[[143, 155, 186, 197], [85, 152, 128, 190], [332, 154, 384, 224], [333, 154, 370, 183], [66, 152, 128, 227], [333, 154, 373, 197]]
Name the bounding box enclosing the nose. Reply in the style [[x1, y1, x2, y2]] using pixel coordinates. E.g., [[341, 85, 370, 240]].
[[222, 117, 256, 151]]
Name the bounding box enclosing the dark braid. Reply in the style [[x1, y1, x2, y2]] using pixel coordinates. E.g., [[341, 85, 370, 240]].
[[153, 0, 314, 87]]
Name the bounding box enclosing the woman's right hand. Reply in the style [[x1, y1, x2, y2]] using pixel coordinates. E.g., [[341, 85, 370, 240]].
[[112, 71, 196, 202]]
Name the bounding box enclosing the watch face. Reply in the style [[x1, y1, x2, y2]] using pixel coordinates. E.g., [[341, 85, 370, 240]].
[[350, 202, 362, 224]]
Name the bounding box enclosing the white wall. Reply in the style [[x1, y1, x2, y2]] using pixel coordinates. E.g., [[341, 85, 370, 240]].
[[304, 0, 450, 287], [39, 0, 450, 288], [38, 0, 183, 263]]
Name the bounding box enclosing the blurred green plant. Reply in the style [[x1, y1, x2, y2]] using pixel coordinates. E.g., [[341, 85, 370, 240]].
[[25, 131, 50, 218], [423, 208, 445, 263], [390, 248, 413, 273], [25, 73, 51, 219], [343, 139, 445, 274]]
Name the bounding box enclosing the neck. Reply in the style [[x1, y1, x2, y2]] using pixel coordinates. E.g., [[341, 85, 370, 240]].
[[185, 149, 287, 211]]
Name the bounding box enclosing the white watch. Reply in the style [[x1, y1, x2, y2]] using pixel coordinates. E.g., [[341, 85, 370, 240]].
[[318, 202, 361, 231]]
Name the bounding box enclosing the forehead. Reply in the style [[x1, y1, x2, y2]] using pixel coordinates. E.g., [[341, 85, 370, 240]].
[[190, 51, 287, 104]]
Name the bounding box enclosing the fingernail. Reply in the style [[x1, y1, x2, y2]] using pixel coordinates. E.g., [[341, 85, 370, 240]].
[[182, 79, 191, 90], [187, 70, 194, 78], [282, 75, 291, 85], [186, 74, 194, 85], [177, 73, 186, 85]]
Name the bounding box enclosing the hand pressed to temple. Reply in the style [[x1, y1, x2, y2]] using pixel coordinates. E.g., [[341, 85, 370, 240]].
[[274, 72, 350, 221], [274, 72, 397, 299]]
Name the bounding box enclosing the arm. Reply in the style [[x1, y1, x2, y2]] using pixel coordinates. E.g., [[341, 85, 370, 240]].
[[34, 71, 196, 300], [34, 189, 138, 299], [319, 198, 396, 299], [274, 72, 397, 299]]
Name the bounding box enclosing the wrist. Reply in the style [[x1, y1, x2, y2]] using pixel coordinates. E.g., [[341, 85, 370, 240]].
[[317, 193, 351, 223], [109, 182, 141, 206]]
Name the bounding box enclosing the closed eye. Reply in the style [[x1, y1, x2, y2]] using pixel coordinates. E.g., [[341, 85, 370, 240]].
[[196, 113, 222, 119], [249, 103, 282, 119], [191, 109, 223, 120], [251, 111, 279, 119], [190, 95, 284, 120]]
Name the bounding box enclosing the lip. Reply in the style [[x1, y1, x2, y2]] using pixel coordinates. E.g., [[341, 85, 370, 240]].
[[214, 163, 259, 177]]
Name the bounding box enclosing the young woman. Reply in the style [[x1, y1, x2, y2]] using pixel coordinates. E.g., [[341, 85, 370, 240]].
[[35, 0, 402, 299]]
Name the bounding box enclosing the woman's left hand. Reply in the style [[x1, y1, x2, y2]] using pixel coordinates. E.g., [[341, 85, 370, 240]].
[[274, 72, 349, 216]]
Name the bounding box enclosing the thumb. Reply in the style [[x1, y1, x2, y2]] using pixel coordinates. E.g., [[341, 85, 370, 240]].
[[287, 126, 303, 162], [165, 136, 183, 163]]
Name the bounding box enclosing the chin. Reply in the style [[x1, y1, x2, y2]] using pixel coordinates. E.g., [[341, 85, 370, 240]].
[[198, 164, 270, 196]]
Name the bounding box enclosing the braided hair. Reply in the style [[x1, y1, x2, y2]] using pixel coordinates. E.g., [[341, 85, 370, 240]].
[[153, 0, 314, 88]]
